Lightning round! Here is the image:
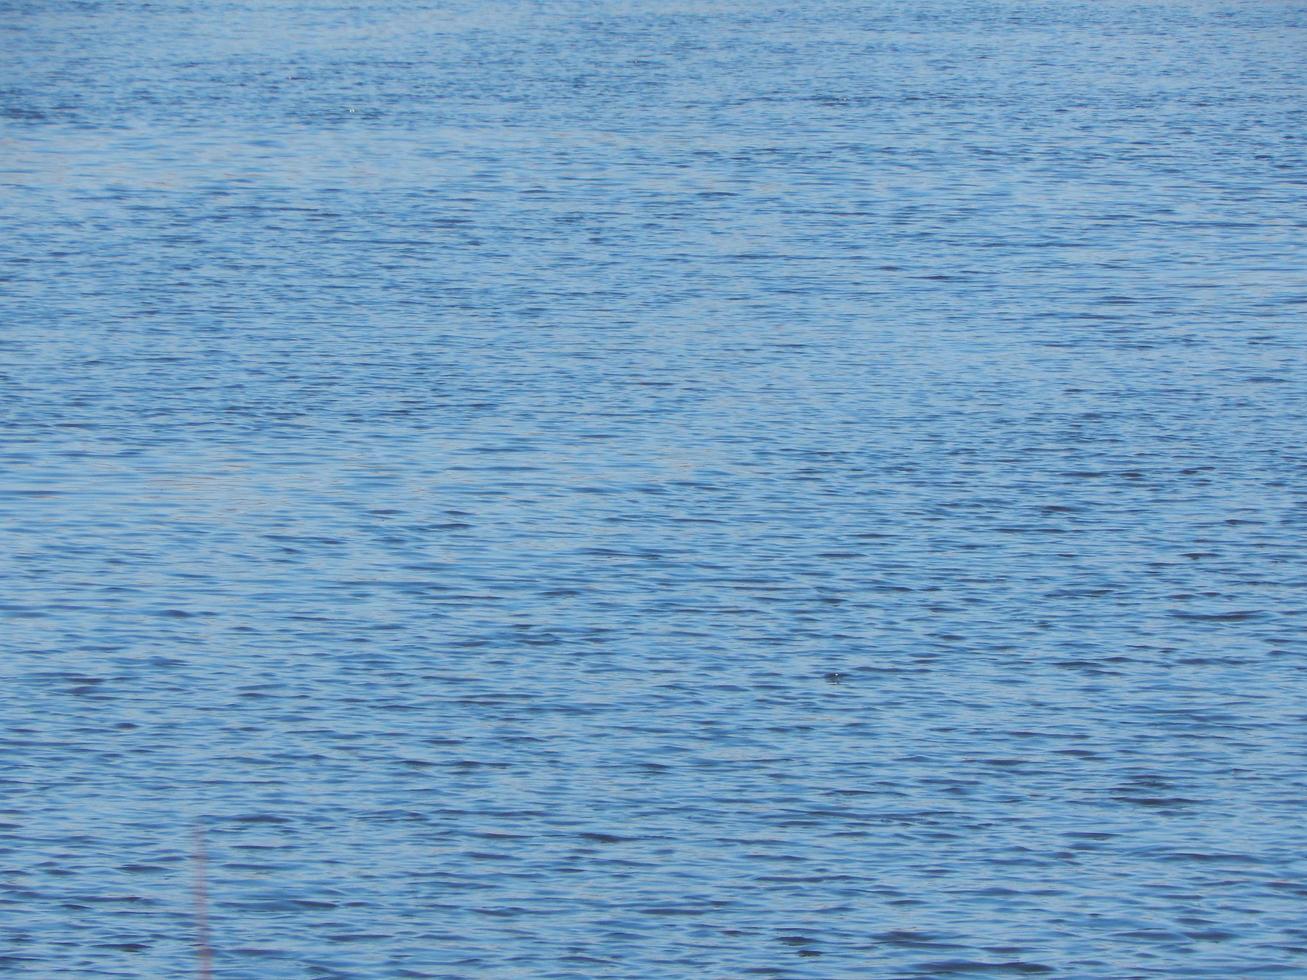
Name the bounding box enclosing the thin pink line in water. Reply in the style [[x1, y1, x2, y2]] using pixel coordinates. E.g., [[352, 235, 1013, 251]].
[[192, 825, 214, 980]]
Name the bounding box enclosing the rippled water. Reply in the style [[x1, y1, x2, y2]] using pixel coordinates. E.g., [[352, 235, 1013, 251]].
[[3, 1, 1306, 976]]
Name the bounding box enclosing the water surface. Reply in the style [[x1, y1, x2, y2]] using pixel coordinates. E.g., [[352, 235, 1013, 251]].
[[2, 0, 1306, 976]]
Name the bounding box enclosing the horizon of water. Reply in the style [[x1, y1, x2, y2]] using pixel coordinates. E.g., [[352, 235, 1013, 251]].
[[2, 1, 1306, 976]]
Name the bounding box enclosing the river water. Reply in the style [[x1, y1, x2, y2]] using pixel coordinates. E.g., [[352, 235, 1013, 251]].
[[2, 1, 1306, 976]]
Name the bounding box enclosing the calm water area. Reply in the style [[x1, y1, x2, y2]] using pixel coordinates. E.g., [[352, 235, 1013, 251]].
[[2, 1, 1306, 976]]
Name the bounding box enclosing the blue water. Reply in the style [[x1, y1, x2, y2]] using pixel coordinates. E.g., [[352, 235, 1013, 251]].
[[3, 1, 1306, 976]]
